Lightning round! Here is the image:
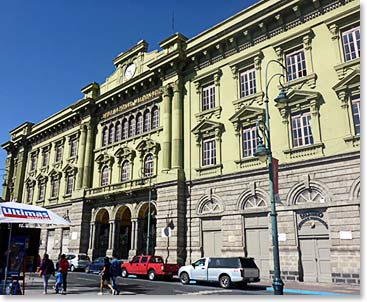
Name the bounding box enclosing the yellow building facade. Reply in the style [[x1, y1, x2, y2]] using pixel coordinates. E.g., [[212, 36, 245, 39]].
[[2, 0, 360, 285]]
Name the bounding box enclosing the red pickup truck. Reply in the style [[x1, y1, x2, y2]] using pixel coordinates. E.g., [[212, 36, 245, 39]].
[[120, 255, 180, 281]]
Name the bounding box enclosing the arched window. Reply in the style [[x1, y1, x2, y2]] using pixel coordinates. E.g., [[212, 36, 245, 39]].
[[129, 116, 136, 137], [121, 161, 130, 182], [152, 106, 159, 129], [144, 110, 151, 132], [136, 113, 143, 135], [101, 166, 110, 186], [115, 121, 122, 141], [102, 126, 108, 146], [108, 124, 115, 144], [144, 154, 154, 177], [122, 119, 128, 139], [296, 189, 325, 204]]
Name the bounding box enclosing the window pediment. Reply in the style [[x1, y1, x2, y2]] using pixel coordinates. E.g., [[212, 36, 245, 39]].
[[114, 146, 135, 164], [276, 89, 322, 112], [35, 173, 48, 183], [25, 177, 36, 187], [229, 106, 264, 124], [62, 163, 78, 176], [136, 138, 160, 157], [332, 69, 360, 99], [192, 120, 224, 137], [95, 152, 114, 171], [48, 168, 62, 180]]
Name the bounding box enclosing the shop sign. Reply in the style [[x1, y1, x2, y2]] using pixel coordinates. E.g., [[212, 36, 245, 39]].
[[297, 208, 328, 230]]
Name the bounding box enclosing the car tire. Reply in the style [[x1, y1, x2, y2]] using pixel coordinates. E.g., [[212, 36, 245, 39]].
[[148, 270, 156, 281], [70, 265, 75, 272], [180, 272, 190, 285], [219, 274, 231, 289], [121, 268, 128, 278]]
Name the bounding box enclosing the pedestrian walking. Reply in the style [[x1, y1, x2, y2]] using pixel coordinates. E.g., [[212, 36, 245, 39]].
[[58, 254, 69, 295], [110, 253, 120, 295], [98, 257, 114, 295], [54, 271, 63, 294], [38, 254, 55, 294]]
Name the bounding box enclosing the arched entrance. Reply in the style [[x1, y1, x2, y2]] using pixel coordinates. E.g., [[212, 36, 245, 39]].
[[115, 206, 132, 259], [137, 202, 157, 255], [95, 209, 110, 258]]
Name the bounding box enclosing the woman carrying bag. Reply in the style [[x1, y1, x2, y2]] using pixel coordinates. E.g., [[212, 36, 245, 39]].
[[38, 254, 55, 294]]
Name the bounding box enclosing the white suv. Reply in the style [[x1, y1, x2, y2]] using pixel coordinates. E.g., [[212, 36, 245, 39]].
[[65, 253, 90, 272]]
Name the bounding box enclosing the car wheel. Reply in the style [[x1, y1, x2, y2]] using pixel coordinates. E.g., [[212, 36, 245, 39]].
[[180, 272, 190, 285], [121, 268, 128, 278], [148, 270, 156, 281], [219, 274, 231, 289], [70, 265, 75, 272]]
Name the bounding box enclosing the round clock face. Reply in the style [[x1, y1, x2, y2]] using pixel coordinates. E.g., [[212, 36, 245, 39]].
[[125, 63, 136, 80]]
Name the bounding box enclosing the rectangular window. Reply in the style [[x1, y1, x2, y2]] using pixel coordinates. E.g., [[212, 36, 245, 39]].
[[30, 155, 37, 171], [26, 186, 33, 203], [38, 183, 45, 201], [242, 126, 257, 158], [51, 179, 60, 198], [286, 49, 307, 81], [239, 67, 256, 98], [342, 26, 360, 62], [55, 145, 63, 163], [202, 138, 216, 166], [202, 83, 216, 111], [351, 95, 360, 135], [291, 111, 314, 147], [70, 139, 77, 157], [42, 150, 49, 167], [66, 175, 74, 195]]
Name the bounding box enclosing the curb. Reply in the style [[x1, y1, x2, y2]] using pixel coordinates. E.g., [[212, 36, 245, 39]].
[[265, 287, 350, 296]]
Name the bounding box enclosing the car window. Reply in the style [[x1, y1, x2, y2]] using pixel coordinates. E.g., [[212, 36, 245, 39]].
[[141, 257, 148, 263], [194, 258, 206, 267], [239, 258, 258, 269], [132, 257, 140, 264], [149, 257, 163, 263], [68, 255, 76, 260], [79, 255, 88, 260]]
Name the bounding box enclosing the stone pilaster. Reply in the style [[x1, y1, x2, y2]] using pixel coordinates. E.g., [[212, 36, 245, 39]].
[[76, 123, 87, 189], [171, 80, 183, 169], [83, 121, 95, 188], [162, 85, 172, 171], [128, 218, 139, 259]]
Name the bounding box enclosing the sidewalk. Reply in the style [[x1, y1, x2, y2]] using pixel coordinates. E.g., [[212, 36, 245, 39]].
[[258, 280, 360, 296]]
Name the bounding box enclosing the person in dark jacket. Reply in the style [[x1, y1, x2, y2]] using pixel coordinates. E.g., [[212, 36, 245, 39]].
[[38, 254, 55, 294], [58, 254, 69, 295], [98, 257, 114, 295]]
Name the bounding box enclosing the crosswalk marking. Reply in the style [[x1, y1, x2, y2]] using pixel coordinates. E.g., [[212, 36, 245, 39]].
[[183, 289, 233, 295]]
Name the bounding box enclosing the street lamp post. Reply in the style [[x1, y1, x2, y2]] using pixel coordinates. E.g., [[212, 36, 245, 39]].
[[254, 59, 288, 295]]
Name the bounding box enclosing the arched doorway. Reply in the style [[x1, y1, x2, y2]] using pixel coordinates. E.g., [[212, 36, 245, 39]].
[[95, 209, 110, 258], [137, 202, 157, 255], [115, 206, 132, 259]]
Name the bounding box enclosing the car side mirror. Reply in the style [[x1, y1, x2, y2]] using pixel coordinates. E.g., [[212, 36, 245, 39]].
[[191, 263, 195, 268]]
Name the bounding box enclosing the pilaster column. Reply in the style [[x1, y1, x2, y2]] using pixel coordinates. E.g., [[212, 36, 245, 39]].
[[329, 24, 342, 66], [128, 218, 138, 258], [172, 79, 183, 169], [303, 34, 314, 75], [83, 121, 95, 188], [76, 124, 87, 189], [162, 85, 172, 171], [2, 148, 15, 200], [89, 222, 95, 250]]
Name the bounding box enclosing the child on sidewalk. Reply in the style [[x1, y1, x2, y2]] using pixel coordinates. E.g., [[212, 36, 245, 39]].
[[54, 271, 63, 294]]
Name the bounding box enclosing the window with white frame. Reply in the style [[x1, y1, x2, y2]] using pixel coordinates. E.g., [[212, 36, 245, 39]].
[[51, 179, 59, 198], [286, 49, 307, 81], [38, 183, 45, 201], [129, 117, 136, 137], [152, 107, 159, 129], [144, 110, 151, 132], [41, 150, 49, 167], [351, 94, 360, 135], [70, 139, 78, 157], [121, 161, 130, 182], [239, 67, 256, 98], [102, 127, 108, 146], [101, 166, 110, 186], [342, 26, 360, 62], [144, 154, 154, 177], [291, 111, 314, 147], [122, 119, 128, 139], [202, 137, 216, 166], [108, 124, 115, 144], [26, 186, 33, 203], [242, 125, 258, 158], [66, 175, 74, 195], [115, 122, 122, 141], [202, 83, 216, 111], [55, 145, 63, 163], [136, 113, 143, 135], [30, 155, 37, 171]]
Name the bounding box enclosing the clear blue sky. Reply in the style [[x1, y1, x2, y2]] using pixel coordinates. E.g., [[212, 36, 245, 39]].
[[0, 0, 257, 182]]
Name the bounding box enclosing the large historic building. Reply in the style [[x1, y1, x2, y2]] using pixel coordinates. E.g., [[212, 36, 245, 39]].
[[2, 0, 360, 285]]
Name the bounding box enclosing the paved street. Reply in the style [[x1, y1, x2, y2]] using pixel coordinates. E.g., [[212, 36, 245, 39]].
[[23, 272, 275, 296]]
